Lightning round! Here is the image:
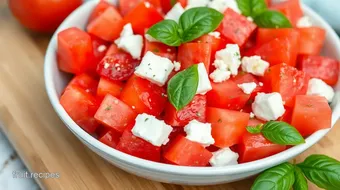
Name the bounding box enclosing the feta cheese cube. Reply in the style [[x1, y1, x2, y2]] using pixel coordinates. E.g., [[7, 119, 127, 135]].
[[210, 69, 231, 83], [132, 113, 173, 147], [173, 61, 181, 71], [209, 148, 239, 167], [197, 63, 212, 95], [238, 82, 257, 94], [165, 3, 185, 23], [307, 78, 335, 102], [115, 23, 143, 60], [241, 56, 270, 76], [120, 23, 134, 37], [145, 34, 160, 42], [214, 44, 241, 76], [252, 93, 286, 121], [135, 51, 175, 86], [184, 120, 215, 147], [208, 31, 221, 39], [186, 0, 210, 9], [208, 0, 241, 14], [297, 16, 313, 28]]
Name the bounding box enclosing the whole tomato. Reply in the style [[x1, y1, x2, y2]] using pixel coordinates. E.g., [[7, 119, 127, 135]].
[[8, 0, 82, 33]]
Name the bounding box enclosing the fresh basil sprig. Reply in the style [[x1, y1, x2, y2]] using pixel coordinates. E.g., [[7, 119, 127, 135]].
[[293, 167, 308, 190], [236, 0, 267, 18], [246, 124, 262, 134], [167, 65, 199, 110], [147, 7, 223, 46]]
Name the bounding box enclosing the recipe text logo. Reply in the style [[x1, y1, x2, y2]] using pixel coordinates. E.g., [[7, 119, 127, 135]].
[[12, 171, 60, 179]]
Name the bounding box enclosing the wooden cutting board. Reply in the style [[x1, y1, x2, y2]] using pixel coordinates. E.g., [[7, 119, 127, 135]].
[[0, 1, 339, 189]]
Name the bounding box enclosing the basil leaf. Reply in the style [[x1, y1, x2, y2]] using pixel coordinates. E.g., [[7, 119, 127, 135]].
[[293, 167, 308, 190], [167, 65, 199, 110], [179, 7, 224, 43], [236, 0, 267, 17], [246, 124, 263, 134], [254, 10, 292, 28], [252, 162, 295, 190], [261, 121, 305, 145], [297, 155, 340, 190], [147, 20, 182, 46]]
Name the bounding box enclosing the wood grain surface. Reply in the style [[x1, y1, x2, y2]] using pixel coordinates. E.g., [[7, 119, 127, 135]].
[[0, 1, 339, 189]]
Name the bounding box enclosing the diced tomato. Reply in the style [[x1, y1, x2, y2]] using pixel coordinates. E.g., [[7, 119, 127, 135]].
[[161, 127, 185, 153], [57, 27, 94, 74], [97, 54, 138, 81], [270, 0, 303, 27], [291, 95, 332, 137], [232, 73, 268, 99], [119, 0, 161, 16], [238, 133, 286, 163], [87, 6, 124, 41], [66, 73, 99, 95], [207, 80, 250, 110], [217, 8, 257, 47], [256, 28, 299, 45], [263, 63, 310, 107], [96, 125, 112, 138], [105, 43, 121, 56], [297, 55, 339, 86], [99, 130, 121, 148], [207, 107, 250, 148], [116, 125, 161, 162], [278, 107, 293, 123], [247, 118, 265, 127], [97, 77, 124, 100], [120, 75, 167, 116], [90, 34, 110, 72], [60, 86, 99, 133], [164, 95, 207, 127], [88, 1, 113, 23], [177, 42, 212, 72], [163, 135, 212, 166], [144, 40, 177, 61], [94, 94, 137, 132], [297, 27, 326, 55], [123, 1, 163, 35], [160, 0, 187, 13]]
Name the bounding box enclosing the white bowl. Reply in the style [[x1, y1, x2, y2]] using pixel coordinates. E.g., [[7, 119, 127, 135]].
[[44, 0, 340, 185]]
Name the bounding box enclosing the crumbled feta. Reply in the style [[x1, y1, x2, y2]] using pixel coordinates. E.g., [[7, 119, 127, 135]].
[[132, 114, 173, 147], [134, 51, 174, 86], [214, 44, 241, 76], [241, 56, 270, 76], [97, 45, 107, 52], [165, 3, 185, 23], [208, 31, 221, 39], [186, 0, 210, 9], [252, 92, 286, 121], [250, 112, 255, 118], [174, 61, 181, 71], [208, 0, 241, 14], [115, 23, 143, 59], [209, 148, 239, 167], [297, 16, 313, 28], [238, 82, 257, 94], [213, 59, 228, 70], [210, 69, 231, 83], [197, 63, 212, 95], [307, 78, 335, 102], [184, 120, 215, 147], [145, 34, 160, 42]]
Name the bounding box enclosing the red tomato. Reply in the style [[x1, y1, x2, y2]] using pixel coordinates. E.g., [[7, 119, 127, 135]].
[[247, 118, 265, 127], [144, 40, 177, 61], [123, 2, 163, 35], [119, 0, 162, 16], [105, 44, 121, 56], [97, 54, 138, 81], [88, 1, 113, 23], [163, 135, 212, 166], [164, 95, 207, 127], [57, 27, 94, 74], [90, 34, 110, 73], [207, 80, 251, 110], [238, 133, 286, 163], [291, 95, 332, 137], [297, 27, 326, 55], [161, 0, 187, 13], [9, 0, 82, 33], [278, 107, 293, 123], [217, 8, 257, 47], [177, 42, 212, 73], [297, 55, 339, 86], [60, 86, 99, 133], [120, 75, 167, 116], [232, 73, 269, 99], [97, 77, 124, 100], [161, 127, 185, 154], [87, 6, 124, 41], [66, 74, 99, 96], [270, 0, 303, 27], [96, 125, 112, 138], [94, 94, 137, 133], [256, 28, 299, 45], [206, 107, 250, 148], [263, 63, 310, 107], [99, 130, 121, 148]]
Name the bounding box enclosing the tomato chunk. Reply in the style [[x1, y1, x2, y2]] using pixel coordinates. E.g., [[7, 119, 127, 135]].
[[90, 34, 110, 73], [97, 77, 124, 100], [291, 95, 332, 137], [247, 118, 265, 127], [88, 1, 113, 23], [94, 94, 137, 132], [238, 133, 286, 163], [256, 28, 299, 45], [119, 0, 161, 16], [161, 0, 187, 13], [120, 75, 167, 116], [177, 42, 212, 72], [57, 27, 94, 74], [144, 39, 177, 61], [297, 55, 339, 86], [217, 8, 257, 47], [207, 107, 249, 148], [232, 73, 269, 99], [297, 27, 326, 55], [207, 80, 250, 110], [99, 130, 121, 148], [60, 86, 99, 133], [163, 135, 212, 166], [87, 6, 124, 41], [164, 95, 207, 127], [271, 0, 303, 27], [66, 73, 99, 95]]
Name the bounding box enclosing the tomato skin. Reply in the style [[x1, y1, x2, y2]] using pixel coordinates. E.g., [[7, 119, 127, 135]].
[[90, 34, 110, 73], [161, 0, 187, 13], [88, 1, 112, 23], [66, 74, 99, 96], [164, 95, 207, 127], [120, 75, 167, 116], [206, 107, 250, 148], [97, 77, 124, 100], [297, 55, 339, 86], [144, 40, 177, 61], [60, 86, 99, 133], [297, 27, 326, 55], [105, 44, 121, 56], [99, 130, 121, 148], [9, 0, 82, 33], [163, 135, 212, 166], [278, 107, 293, 123], [291, 95, 332, 137], [94, 94, 137, 133], [217, 8, 257, 47], [270, 0, 303, 27]]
